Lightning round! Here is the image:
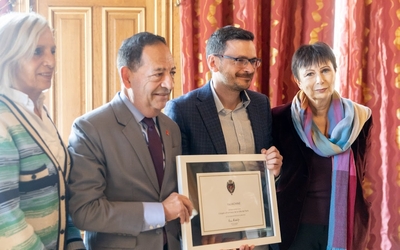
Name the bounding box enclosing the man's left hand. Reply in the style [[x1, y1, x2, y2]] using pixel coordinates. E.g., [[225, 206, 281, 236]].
[[261, 146, 282, 178]]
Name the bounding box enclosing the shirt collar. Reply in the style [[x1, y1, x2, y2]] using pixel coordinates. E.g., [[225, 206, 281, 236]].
[[210, 80, 251, 111], [120, 92, 153, 123], [1, 87, 45, 112]]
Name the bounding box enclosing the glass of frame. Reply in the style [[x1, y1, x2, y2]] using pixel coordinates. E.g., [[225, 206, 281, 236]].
[[176, 154, 281, 250]]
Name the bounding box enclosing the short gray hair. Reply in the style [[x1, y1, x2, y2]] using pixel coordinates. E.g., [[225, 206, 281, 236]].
[[0, 12, 50, 92], [117, 32, 167, 71]]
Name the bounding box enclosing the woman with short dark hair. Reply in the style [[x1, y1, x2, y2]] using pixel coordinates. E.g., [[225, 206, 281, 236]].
[[272, 42, 372, 250]]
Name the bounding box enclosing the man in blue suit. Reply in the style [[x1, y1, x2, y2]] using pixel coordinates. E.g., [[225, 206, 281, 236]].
[[164, 26, 282, 248]]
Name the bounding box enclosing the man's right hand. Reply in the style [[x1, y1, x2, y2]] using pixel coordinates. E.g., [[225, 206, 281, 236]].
[[162, 192, 193, 224]]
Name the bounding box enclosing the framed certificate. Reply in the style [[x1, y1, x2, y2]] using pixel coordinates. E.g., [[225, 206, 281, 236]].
[[176, 154, 281, 250]]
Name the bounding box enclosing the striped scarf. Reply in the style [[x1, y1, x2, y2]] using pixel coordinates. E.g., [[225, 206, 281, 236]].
[[291, 90, 371, 250]]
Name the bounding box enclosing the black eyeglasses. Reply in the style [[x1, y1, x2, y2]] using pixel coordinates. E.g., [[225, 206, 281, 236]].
[[213, 54, 262, 68]]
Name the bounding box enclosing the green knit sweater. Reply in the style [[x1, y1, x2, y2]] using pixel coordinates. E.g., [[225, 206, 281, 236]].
[[0, 96, 84, 250]]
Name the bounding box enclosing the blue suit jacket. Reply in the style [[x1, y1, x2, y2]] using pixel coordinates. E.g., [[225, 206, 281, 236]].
[[164, 81, 273, 155], [165, 82, 274, 248]]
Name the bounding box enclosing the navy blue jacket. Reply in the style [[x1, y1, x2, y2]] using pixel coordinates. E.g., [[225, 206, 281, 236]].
[[164, 81, 273, 155]]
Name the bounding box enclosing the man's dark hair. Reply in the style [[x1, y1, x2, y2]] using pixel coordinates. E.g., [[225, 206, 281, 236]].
[[291, 42, 337, 80], [206, 25, 254, 57], [117, 32, 167, 71]]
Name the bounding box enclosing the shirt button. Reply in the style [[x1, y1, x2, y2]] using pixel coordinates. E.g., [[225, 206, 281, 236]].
[[60, 229, 65, 234], [60, 196, 65, 200], [31, 174, 36, 180]]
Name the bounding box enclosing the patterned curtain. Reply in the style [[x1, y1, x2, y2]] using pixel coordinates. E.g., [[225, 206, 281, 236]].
[[335, 1, 400, 249], [268, 0, 335, 106], [179, 0, 400, 249]]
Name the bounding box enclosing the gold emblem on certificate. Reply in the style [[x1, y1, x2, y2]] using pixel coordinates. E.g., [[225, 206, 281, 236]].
[[227, 180, 235, 195]]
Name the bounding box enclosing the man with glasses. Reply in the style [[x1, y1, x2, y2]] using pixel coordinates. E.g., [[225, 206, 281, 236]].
[[164, 26, 282, 249]]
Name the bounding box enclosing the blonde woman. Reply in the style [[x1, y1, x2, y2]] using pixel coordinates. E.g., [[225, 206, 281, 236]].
[[0, 12, 84, 249]]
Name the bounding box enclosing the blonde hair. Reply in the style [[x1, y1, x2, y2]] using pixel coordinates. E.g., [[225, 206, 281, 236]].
[[0, 12, 50, 92]]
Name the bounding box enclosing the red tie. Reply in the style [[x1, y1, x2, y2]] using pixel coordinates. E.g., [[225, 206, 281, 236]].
[[142, 117, 164, 189]]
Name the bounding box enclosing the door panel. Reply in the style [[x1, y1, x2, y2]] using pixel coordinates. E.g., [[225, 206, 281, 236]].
[[51, 8, 92, 140], [34, 0, 174, 142], [103, 8, 145, 102]]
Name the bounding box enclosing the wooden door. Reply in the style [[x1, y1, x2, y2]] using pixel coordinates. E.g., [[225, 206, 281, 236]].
[[16, 0, 179, 142]]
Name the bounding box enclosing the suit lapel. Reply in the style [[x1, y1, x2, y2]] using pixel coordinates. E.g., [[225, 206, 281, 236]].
[[110, 95, 160, 193], [197, 83, 227, 154], [246, 97, 263, 152]]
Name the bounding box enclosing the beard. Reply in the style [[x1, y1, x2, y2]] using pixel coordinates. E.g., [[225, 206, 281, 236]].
[[218, 66, 254, 92]]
